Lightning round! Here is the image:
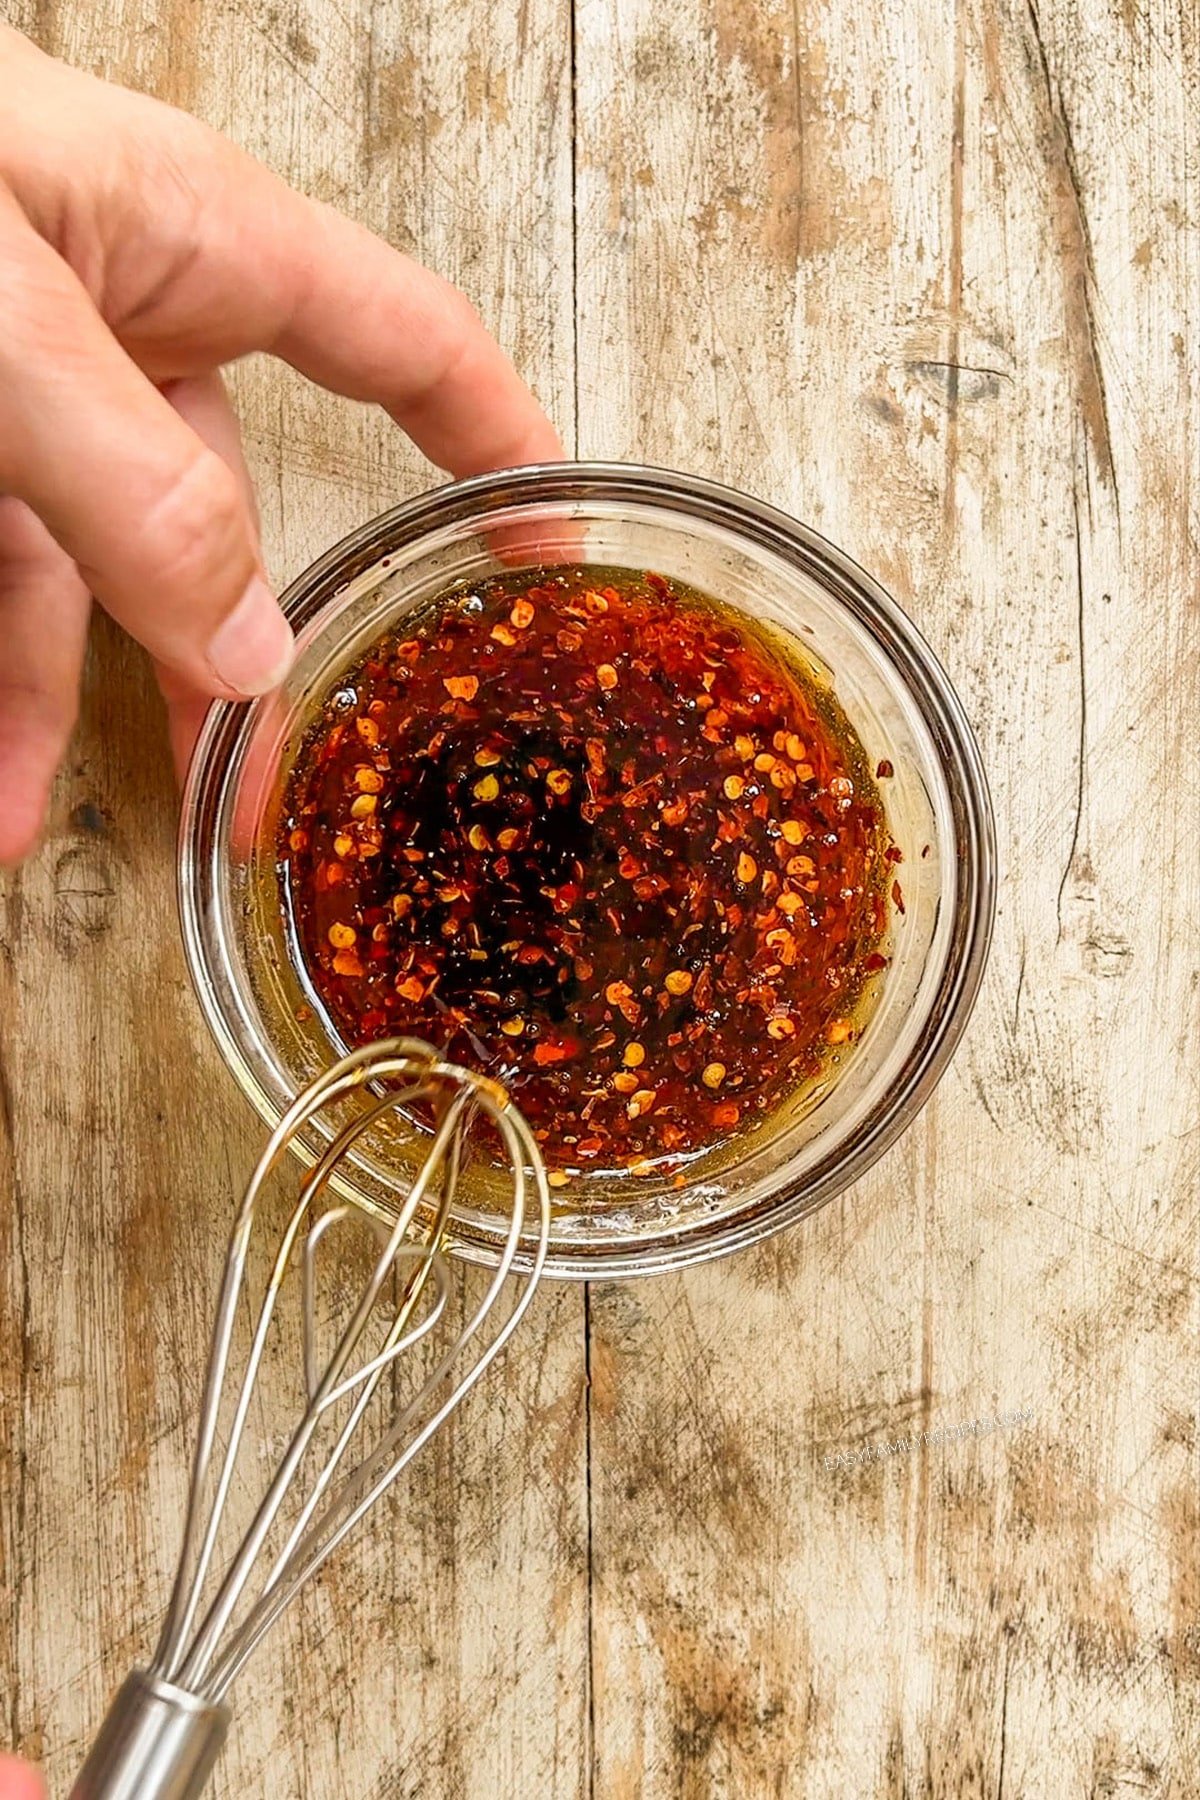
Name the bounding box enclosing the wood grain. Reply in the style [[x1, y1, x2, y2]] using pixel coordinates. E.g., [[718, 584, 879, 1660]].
[[2, 0, 1198, 1795], [0, 2, 585, 1797], [575, 0, 1199, 1794]]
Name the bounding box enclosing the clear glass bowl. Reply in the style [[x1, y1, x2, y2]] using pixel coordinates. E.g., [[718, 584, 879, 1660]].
[[179, 463, 994, 1278]]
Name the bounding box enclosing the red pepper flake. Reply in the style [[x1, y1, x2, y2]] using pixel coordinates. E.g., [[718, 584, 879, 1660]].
[[892, 879, 906, 915], [633, 874, 668, 901], [279, 565, 894, 1166], [876, 758, 894, 779]]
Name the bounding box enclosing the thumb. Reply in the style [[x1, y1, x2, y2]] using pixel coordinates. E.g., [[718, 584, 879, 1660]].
[[0, 189, 292, 698], [0, 1754, 45, 1800]]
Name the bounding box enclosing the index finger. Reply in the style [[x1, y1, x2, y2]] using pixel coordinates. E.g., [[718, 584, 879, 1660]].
[[113, 118, 565, 478], [281, 201, 566, 477]]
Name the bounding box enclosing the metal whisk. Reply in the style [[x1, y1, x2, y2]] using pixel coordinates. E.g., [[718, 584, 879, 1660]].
[[72, 1037, 550, 1800]]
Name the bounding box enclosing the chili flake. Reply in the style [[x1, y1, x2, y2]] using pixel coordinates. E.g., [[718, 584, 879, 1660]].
[[279, 565, 893, 1174]]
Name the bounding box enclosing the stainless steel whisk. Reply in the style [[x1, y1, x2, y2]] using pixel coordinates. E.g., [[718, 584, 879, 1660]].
[[72, 1037, 550, 1800]]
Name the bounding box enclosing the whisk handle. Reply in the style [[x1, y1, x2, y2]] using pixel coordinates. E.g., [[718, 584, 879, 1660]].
[[70, 1671, 230, 1800]]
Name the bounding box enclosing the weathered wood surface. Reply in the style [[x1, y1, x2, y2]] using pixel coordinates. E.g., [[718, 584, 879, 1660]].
[[2, 0, 1198, 1795]]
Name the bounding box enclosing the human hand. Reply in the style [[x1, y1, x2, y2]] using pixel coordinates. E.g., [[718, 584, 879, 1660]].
[[0, 25, 562, 863], [0, 1754, 43, 1799]]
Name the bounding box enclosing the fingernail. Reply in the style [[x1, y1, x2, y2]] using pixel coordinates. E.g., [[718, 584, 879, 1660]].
[[207, 575, 294, 696]]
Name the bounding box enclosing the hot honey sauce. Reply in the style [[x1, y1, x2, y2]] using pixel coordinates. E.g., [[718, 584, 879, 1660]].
[[278, 569, 893, 1180]]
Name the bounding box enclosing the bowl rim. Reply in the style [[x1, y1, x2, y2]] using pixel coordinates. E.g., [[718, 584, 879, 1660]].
[[179, 459, 996, 1278]]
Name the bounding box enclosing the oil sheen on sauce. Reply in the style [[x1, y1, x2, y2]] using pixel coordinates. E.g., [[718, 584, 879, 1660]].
[[278, 567, 894, 1182]]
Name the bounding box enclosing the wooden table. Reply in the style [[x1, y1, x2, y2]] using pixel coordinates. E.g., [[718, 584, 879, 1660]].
[[2, 1, 1197, 1794]]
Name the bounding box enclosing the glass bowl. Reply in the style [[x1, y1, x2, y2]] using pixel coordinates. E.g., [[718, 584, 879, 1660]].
[[179, 462, 994, 1278]]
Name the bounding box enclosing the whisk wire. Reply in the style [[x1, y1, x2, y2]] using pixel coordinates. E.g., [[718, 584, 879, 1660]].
[[150, 1041, 545, 1696], [171, 1064, 469, 1692], [301, 1221, 450, 1407], [206, 1088, 548, 1701], [258, 1112, 464, 1597], [73, 1039, 550, 1799]]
